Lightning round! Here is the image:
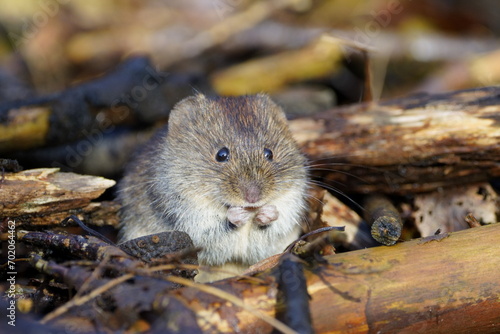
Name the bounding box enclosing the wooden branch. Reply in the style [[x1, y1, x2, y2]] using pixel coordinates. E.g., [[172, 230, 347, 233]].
[[173, 223, 500, 333], [0, 168, 115, 219], [364, 194, 403, 245], [290, 86, 500, 194]]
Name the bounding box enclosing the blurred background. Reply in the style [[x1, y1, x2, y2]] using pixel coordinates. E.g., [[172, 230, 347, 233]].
[[1, 2, 499, 328], [1, 0, 500, 177]]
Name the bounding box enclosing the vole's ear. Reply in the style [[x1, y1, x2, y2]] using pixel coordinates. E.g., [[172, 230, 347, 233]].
[[168, 94, 207, 128], [255, 93, 288, 123]]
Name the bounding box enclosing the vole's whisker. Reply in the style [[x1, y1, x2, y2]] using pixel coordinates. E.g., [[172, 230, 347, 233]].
[[307, 167, 371, 184], [307, 160, 402, 181], [303, 192, 326, 207], [307, 180, 365, 213], [304, 152, 365, 162]]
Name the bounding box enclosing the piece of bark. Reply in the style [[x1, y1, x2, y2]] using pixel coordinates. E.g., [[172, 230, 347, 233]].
[[291, 85, 500, 194], [413, 182, 498, 237], [0, 168, 115, 218], [465, 213, 482, 228], [172, 223, 500, 333], [118, 231, 197, 265]]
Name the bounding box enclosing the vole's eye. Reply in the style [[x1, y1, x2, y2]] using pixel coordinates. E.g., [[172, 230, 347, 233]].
[[216, 147, 230, 162], [264, 148, 273, 161]]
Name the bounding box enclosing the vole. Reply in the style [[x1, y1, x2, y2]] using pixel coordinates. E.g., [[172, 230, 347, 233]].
[[118, 94, 309, 281]]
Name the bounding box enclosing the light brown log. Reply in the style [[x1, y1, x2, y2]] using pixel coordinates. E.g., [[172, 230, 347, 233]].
[[290, 86, 500, 194], [173, 223, 500, 333], [0, 168, 115, 217]]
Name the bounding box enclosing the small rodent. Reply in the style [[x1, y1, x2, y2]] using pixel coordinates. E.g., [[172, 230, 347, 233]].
[[118, 94, 309, 281]]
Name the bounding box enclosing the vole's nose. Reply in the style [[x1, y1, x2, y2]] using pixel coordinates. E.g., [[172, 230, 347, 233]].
[[243, 183, 261, 203]]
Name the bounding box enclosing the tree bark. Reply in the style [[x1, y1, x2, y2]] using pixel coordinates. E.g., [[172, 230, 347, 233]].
[[290, 86, 500, 194], [0, 168, 116, 227], [173, 223, 500, 333]]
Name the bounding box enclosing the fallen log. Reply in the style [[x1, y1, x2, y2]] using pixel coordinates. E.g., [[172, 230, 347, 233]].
[[291, 85, 500, 194], [0, 168, 116, 229], [12, 219, 499, 333], [3, 82, 499, 195], [169, 223, 500, 333]]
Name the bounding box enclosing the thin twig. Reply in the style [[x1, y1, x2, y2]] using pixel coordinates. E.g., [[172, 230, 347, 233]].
[[465, 213, 482, 228], [73, 254, 112, 299], [40, 273, 134, 324]]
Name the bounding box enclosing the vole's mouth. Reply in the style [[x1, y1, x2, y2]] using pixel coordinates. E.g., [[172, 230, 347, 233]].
[[225, 203, 266, 210], [241, 205, 260, 210], [225, 204, 260, 210]]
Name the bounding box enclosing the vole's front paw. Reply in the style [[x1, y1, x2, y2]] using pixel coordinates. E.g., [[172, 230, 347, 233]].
[[254, 205, 279, 226], [227, 206, 254, 227]]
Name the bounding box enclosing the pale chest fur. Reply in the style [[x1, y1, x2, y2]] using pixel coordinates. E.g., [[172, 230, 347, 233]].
[[172, 185, 306, 267]]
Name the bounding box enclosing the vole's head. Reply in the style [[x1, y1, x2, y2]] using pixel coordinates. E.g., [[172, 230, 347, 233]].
[[164, 94, 308, 210]]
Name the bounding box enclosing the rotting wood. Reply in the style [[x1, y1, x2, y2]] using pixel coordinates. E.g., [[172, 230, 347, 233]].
[[275, 254, 313, 334], [412, 182, 498, 237], [290, 85, 500, 194], [13, 222, 500, 333], [0, 168, 115, 219], [173, 223, 500, 333]]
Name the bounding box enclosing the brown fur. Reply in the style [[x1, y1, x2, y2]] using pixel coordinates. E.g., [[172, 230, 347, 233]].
[[118, 94, 308, 281]]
